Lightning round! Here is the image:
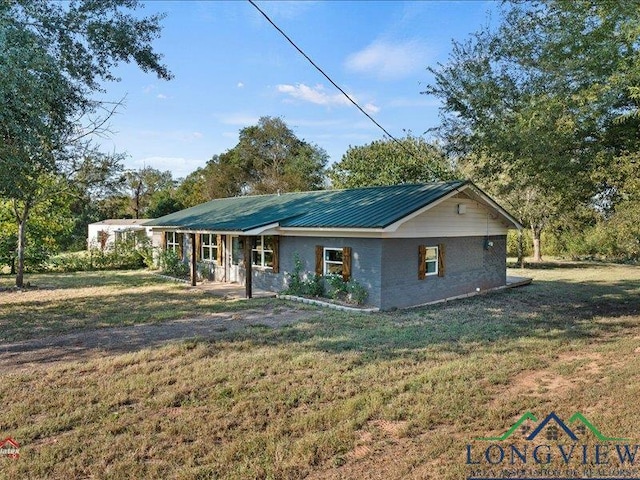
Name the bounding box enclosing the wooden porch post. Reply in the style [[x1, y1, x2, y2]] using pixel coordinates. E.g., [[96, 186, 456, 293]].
[[190, 233, 197, 287], [244, 235, 253, 298]]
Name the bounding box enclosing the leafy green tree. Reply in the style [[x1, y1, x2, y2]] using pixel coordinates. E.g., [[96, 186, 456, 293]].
[[0, 0, 171, 286], [328, 134, 457, 189], [425, 0, 640, 261], [176, 117, 328, 205], [233, 116, 328, 195], [122, 167, 176, 219]]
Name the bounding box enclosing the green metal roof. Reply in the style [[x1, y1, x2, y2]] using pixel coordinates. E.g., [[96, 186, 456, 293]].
[[144, 181, 473, 232]]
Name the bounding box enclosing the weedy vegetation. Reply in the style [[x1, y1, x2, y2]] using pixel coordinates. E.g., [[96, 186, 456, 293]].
[[0, 262, 639, 479]]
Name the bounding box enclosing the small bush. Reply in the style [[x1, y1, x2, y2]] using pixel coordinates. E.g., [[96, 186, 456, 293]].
[[158, 249, 189, 278], [284, 254, 325, 297], [326, 276, 368, 306], [47, 237, 153, 273]]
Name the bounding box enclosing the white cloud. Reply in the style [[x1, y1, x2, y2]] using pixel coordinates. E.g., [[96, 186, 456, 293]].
[[157, 93, 168, 100], [237, 82, 244, 88], [364, 103, 380, 114], [345, 40, 432, 80], [277, 83, 352, 107], [143, 84, 156, 94]]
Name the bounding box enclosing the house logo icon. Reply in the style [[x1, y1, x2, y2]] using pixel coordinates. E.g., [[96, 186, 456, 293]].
[[0, 437, 20, 459], [475, 411, 628, 442]]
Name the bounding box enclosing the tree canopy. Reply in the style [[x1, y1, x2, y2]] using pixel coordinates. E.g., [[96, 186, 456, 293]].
[[425, 0, 640, 261], [0, 0, 171, 285], [328, 134, 457, 189], [176, 117, 328, 206]]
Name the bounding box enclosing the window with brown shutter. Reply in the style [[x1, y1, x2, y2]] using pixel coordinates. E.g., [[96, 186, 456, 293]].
[[437, 243, 445, 277], [272, 236, 280, 273], [342, 246, 352, 281], [418, 245, 427, 280], [315, 245, 323, 275], [178, 233, 184, 260], [419, 245, 441, 279], [217, 235, 223, 264]]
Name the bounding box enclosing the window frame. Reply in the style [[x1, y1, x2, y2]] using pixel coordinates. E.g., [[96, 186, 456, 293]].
[[323, 247, 344, 276], [200, 233, 218, 263], [251, 235, 274, 269], [424, 245, 439, 276], [166, 231, 180, 252]]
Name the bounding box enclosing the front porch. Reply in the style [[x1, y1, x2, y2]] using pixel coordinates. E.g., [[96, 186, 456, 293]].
[[194, 281, 277, 300]]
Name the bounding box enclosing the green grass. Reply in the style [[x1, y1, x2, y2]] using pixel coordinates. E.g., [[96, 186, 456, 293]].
[[1, 263, 639, 478], [0, 270, 274, 342]]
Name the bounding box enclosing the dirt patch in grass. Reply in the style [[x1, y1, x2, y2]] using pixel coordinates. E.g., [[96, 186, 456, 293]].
[[0, 305, 317, 373], [0, 263, 639, 479]]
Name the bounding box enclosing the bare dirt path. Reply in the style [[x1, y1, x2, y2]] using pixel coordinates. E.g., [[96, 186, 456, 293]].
[[0, 306, 317, 373]]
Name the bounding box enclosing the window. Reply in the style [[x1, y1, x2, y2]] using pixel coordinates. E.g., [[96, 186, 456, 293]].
[[251, 236, 274, 268], [200, 233, 218, 263], [425, 246, 438, 276], [166, 231, 180, 252], [316, 245, 351, 281], [323, 247, 344, 276], [419, 244, 445, 280]]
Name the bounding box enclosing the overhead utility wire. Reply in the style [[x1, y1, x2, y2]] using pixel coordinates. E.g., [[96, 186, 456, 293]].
[[247, 0, 445, 180]]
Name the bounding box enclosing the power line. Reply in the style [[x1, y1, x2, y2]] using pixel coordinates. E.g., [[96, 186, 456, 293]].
[[247, 0, 445, 180]]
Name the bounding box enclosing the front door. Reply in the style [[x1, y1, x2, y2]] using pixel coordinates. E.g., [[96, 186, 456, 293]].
[[228, 235, 241, 283]]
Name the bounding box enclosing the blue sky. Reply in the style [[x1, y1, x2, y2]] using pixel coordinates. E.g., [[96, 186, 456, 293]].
[[98, 1, 498, 179]]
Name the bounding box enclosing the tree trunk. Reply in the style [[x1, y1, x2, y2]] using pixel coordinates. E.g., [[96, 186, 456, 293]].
[[517, 229, 525, 268], [16, 213, 28, 288], [531, 224, 543, 262]]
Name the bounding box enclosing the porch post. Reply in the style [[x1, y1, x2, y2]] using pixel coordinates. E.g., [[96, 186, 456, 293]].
[[190, 233, 197, 287], [244, 235, 253, 298]]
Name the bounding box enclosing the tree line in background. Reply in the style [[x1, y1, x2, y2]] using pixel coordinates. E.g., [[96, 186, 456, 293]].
[[2, 0, 640, 283]]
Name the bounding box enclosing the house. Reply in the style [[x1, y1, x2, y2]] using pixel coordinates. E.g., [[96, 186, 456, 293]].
[[144, 181, 522, 310], [87, 219, 155, 250]]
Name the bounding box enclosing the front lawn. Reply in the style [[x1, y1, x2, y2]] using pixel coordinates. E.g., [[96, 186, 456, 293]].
[[0, 263, 639, 479]]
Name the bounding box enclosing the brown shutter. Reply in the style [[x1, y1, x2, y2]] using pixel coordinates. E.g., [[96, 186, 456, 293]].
[[342, 246, 352, 281], [178, 233, 184, 260], [272, 236, 280, 273], [160, 231, 166, 251], [216, 235, 222, 264], [438, 243, 445, 277], [315, 245, 323, 275], [418, 245, 426, 280], [195, 234, 202, 261]]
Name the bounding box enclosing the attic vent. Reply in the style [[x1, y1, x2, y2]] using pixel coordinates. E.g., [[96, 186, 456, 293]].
[[457, 204, 466, 215]]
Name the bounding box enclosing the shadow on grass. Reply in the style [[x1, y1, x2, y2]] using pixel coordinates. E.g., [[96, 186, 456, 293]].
[[507, 260, 615, 270], [226, 276, 640, 360], [0, 269, 167, 291], [1, 271, 638, 367]]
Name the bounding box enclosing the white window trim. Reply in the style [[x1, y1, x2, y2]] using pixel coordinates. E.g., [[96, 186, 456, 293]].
[[323, 247, 343, 276], [425, 246, 439, 276], [166, 231, 180, 252], [251, 236, 274, 269], [200, 233, 218, 263]]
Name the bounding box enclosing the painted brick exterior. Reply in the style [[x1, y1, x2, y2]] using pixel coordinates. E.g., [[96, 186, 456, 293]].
[[379, 235, 506, 309], [250, 235, 506, 310]]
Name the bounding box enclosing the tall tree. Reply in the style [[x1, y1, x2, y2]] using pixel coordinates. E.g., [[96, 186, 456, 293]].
[[176, 117, 328, 205], [233, 116, 328, 194], [425, 0, 640, 261], [328, 134, 457, 189], [123, 167, 175, 219], [0, 0, 171, 286]]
